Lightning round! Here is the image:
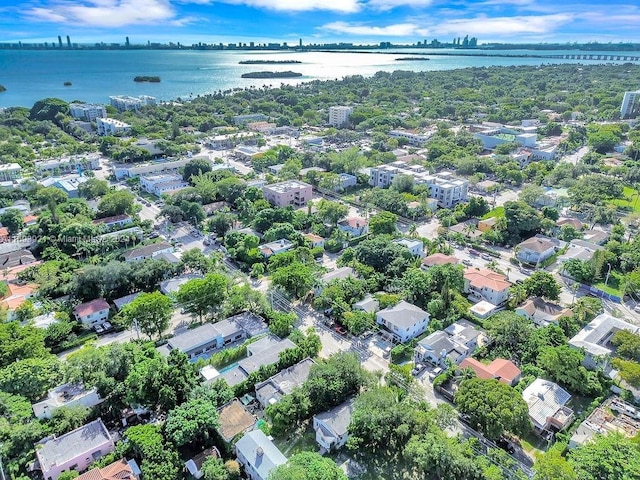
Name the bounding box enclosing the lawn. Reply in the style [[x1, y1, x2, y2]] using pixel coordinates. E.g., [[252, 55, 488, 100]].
[[593, 270, 624, 297], [482, 206, 505, 220], [610, 186, 640, 213], [272, 424, 318, 457]]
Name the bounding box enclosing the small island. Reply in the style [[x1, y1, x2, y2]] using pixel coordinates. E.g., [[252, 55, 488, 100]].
[[241, 71, 303, 79], [239, 60, 302, 65], [395, 57, 430, 61], [0, 85, 6, 92], [63, 81, 72, 86], [134, 76, 161, 83]]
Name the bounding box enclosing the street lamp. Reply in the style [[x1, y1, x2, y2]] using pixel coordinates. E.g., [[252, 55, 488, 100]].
[[604, 263, 612, 287]]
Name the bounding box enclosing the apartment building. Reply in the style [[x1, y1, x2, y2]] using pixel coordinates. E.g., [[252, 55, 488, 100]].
[[96, 118, 131, 136], [0, 163, 22, 181], [114, 158, 193, 179], [262, 180, 313, 207], [621, 90, 640, 119], [109, 95, 156, 112], [388, 128, 435, 147], [205, 132, 258, 150], [233, 113, 268, 125], [328, 106, 353, 127], [69, 103, 106, 121], [140, 174, 188, 196], [35, 154, 100, 175]]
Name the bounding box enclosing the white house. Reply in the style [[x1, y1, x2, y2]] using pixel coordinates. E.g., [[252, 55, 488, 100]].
[[139, 174, 188, 196], [255, 358, 315, 408], [259, 239, 294, 258], [414, 320, 483, 367], [235, 430, 286, 480], [314, 267, 355, 296], [33, 384, 101, 419], [394, 238, 424, 257], [463, 268, 511, 306], [376, 300, 430, 343], [515, 297, 573, 327], [122, 242, 174, 263], [338, 173, 357, 190], [96, 117, 131, 136], [0, 163, 22, 181], [73, 298, 110, 324], [515, 236, 559, 265], [337, 217, 368, 236], [313, 399, 355, 451], [522, 379, 574, 434]]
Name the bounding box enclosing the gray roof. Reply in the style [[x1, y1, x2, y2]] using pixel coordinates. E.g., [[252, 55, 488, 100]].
[[220, 366, 249, 387], [113, 292, 141, 311], [168, 324, 220, 353], [568, 313, 639, 357], [160, 273, 203, 294], [353, 296, 379, 313], [247, 335, 284, 356], [255, 358, 315, 402], [123, 241, 173, 260], [522, 379, 572, 429], [36, 419, 111, 471], [321, 267, 355, 283], [444, 320, 483, 344], [418, 331, 467, 357], [225, 312, 269, 337], [314, 399, 355, 438], [377, 300, 429, 329], [239, 338, 296, 375], [235, 430, 286, 480]]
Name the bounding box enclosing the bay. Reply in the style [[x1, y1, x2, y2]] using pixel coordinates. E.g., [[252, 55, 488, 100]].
[[1, 48, 639, 108]]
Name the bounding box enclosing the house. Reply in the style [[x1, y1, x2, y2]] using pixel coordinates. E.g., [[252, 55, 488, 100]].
[[522, 379, 574, 434], [353, 295, 379, 314], [515, 297, 573, 327], [35, 419, 114, 480], [582, 229, 609, 245], [303, 233, 325, 248], [315, 267, 355, 295], [415, 320, 483, 366], [217, 399, 256, 443], [337, 173, 357, 190], [259, 239, 294, 258], [463, 268, 511, 306], [92, 214, 133, 230], [235, 430, 287, 480], [75, 458, 140, 480], [23, 214, 39, 226], [569, 397, 640, 449], [0, 248, 36, 268], [0, 282, 37, 319], [478, 217, 498, 233], [422, 253, 459, 268], [337, 217, 368, 236], [139, 174, 188, 197], [165, 313, 268, 360], [0, 226, 9, 242], [558, 239, 603, 264], [515, 236, 558, 265], [556, 217, 583, 230], [262, 180, 313, 207], [468, 300, 501, 319], [313, 399, 355, 452], [458, 358, 522, 386], [122, 242, 174, 263], [394, 238, 424, 257], [159, 273, 203, 295], [112, 292, 141, 312], [33, 384, 101, 419], [255, 358, 315, 408], [568, 313, 640, 369], [449, 220, 482, 239], [185, 448, 221, 479], [376, 300, 430, 343], [74, 298, 110, 324]]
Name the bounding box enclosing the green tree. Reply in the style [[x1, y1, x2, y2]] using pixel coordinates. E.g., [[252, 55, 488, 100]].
[[29, 97, 69, 121], [537, 345, 603, 396], [523, 271, 561, 300], [201, 457, 230, 480], [78, 178, 109, 199], [124, 424, 182, 480], [119, 291, 173, 340], [0, 208, 24, 235], [270, 262, 316, 299], [0, 356, 62, 401], [164, 396, 220, 447], [568, 433, 640, 480], [316, 199, 349, 226], [533, 445, 577, 480], [485, 311, 536, 363], [183, 158, 213, 182], [0, 321, 49, 369], [176, 273, 230, 321], [455, 378, 531, 440], [207, 210, 236, 238], [269, 452, 347, 480], [504, 201, 541, 240], [611, 330, 640, 362], [97, 190, 136, 217], [369, 211, 398, 235]]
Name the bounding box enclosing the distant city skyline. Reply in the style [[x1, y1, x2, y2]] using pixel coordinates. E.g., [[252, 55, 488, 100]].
[[1, 1, 640, 45]]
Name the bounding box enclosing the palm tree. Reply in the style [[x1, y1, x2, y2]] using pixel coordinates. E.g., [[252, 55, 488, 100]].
[[408, 223, 418, 238]]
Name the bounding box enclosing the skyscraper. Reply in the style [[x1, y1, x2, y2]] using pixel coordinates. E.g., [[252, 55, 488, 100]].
[[66, 35, 71, 48], [58, 35, 62, 48]]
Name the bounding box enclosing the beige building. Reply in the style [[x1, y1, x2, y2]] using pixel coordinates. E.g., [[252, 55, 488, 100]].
[[262, 180, 313, 207]]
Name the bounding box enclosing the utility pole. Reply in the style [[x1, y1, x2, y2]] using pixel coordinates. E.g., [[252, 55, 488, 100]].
[[0, 442, 7, 480], [605, 263, 612, 287]]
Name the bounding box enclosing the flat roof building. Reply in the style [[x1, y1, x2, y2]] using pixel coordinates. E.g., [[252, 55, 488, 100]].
[[262, 180, 313, 207]]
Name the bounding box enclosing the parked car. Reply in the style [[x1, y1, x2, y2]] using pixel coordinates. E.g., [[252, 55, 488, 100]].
[[382, 346, 392, 359], [481, 253, 492, 261], [334, 325, 347, 336], [469, 249, 479, 256], [102, 321, 113, 331], [462, 259, 472, 266], [429, 367, 443, 380], [496, 436, 516, 454], [411, 364, 426, 376], [94, 324, 104, 334]]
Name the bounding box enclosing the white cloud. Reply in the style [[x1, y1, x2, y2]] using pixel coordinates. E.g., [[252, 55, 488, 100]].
[[24, 0, 179, 27], [432, 13, 574, 35], [220, 0, 361, 13], [365, 0, 434, 11], [323, 21, 421, 36]]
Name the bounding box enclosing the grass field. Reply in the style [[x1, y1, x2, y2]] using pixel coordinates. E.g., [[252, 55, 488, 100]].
[[482, 206, 505, 220], [594, 270, 624, 297], [610, 186, 640, 213]]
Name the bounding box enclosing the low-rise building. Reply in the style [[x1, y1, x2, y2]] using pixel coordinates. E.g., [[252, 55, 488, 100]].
[[569, 397, 640, 449], [255, 358, 315, 408], [185, 448, 220, 480], [217, 399, 256, 443], [33, 383, 101, 419], [315, 267, 355, 295], [515, 297, 573, 327], [338, 173, 357, 190], [96, 117, 131, 136], [92, 214, 132, 230], [415, 320, 483, 367], [376, 300, 430, 343], [303, 233, 325, 248], [259, 238, 294, 258], [388, 128, 435, 146], [353, 295, 379, 314], [422, 253, 459, 268], [205, 132, 258, 150], [113, 158, 192, 180], [337, 217, 368, 236], [235, 430, 286, 480], [558, 239, 603, 264], [568, 313, 640, 369], [109, 95, 156, 112], [262, 180, 313, 207], [458, 358, 522, 386], [313, 399, 355, 452], [522, 379, 574, 435], [112, 292, 141, 312], [75, 458, 140, 480], [463, 268, 511, 306], [159, 273, 203, 295], [35, 419, 114, 480], [233, 113, 268, 125], [477, 217, 498, 232], [140, 174, 188, 196], [73, 298, 110, 324], [0, 163, 22, 181], [394, 238, 424, 257], [122, 242, 174, 263], [35, 154, 100, 175]]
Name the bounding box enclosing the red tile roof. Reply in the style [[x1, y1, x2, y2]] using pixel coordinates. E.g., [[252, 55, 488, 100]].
[[76, 459, 135, 480], [423, 253, 459, 267], [459, 357, 521, 385], [74, 298, 110, 318], [464, 268, 511, 292]]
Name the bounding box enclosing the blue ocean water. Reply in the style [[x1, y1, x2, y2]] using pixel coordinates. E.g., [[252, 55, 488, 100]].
[[1, 48, 639, 108]]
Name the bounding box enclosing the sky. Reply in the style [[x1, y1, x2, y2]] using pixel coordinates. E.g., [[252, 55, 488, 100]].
[[1, 0, 639, 45]]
